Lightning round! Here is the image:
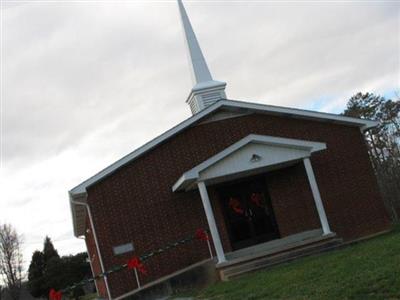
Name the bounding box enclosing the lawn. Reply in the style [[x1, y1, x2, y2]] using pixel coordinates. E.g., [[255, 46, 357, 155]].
[[80, 293, 97, 300], [177, 227, 400, 300]]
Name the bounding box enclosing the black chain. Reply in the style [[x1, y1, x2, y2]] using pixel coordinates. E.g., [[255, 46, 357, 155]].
[[60, 230, 208, 293]]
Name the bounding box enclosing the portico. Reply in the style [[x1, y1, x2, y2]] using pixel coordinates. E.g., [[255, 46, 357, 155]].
[[173, 134, 331, 264]]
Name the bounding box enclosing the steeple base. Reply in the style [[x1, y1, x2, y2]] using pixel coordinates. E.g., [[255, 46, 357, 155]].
[[186, 80, 227, 115]]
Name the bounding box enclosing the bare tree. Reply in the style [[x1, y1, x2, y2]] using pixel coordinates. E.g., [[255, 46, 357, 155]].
[[0, 224, 23, 300]]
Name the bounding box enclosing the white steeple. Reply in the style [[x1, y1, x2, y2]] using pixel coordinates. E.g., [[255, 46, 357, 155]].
[[177, 0, 227, 115]]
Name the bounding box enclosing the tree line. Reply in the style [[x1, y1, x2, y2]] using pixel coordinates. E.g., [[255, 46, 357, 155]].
[[343, 92, 400, 222], [27, 237, 92, 299], [0, 224, 91, 300]]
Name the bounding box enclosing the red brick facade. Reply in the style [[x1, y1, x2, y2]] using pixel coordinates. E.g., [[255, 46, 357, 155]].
[[266, 164, 321, 237], [84, 112, 391, 299]]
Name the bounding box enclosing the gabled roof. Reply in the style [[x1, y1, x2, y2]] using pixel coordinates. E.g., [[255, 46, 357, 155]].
[[70, 99, 377, 196], [69, 99, 378, 236]]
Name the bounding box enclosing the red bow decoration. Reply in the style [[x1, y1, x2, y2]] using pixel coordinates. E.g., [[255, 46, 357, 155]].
[[250, 192, 263, 207], [127, 256, 147, 275], [195, 228, 209, 241], [229, 197, 244, 215], [49, 289, 62, 300]]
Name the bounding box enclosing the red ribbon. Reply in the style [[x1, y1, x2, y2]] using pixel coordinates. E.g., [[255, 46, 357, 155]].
[[127, 256, 147, 275], [229, 197, 244, 215], [49, 289, 62, 300], [250, 192, 263, 207], [195, 228, 209, 241]]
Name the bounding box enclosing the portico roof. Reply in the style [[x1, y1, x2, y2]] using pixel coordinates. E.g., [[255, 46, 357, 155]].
[[172, 134, 327, 192]]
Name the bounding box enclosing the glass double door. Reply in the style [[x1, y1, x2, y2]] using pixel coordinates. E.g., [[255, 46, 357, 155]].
[[218, 175, 280, 250]]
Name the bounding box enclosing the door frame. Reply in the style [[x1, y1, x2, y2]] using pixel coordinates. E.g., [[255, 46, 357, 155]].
[[216, 173, 280, 250]]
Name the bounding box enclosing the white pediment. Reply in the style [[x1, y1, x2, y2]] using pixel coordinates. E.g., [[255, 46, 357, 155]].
[[200, 142, 311, 181], [173, 134, 326, 192]]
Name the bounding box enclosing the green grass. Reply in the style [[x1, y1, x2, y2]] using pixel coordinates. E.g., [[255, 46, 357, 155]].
[[80, 293, 97, 300], [178, 227, 400, 300]]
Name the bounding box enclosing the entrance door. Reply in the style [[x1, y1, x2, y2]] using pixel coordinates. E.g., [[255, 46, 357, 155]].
[[218, 175, 280, 250]]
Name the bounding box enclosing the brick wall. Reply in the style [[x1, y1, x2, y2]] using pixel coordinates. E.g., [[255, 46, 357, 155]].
[[266, 163, 321, 237], [85, 112, 391, 298]]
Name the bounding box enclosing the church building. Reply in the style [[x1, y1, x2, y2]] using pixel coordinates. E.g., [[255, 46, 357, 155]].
[[69, 1, 391, 299]]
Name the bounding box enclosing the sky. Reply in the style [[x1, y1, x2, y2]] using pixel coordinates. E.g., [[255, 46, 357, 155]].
[[1, 0, 399, 275]]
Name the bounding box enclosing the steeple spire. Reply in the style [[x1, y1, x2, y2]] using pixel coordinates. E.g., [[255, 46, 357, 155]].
[[177, 0, 227, 115]]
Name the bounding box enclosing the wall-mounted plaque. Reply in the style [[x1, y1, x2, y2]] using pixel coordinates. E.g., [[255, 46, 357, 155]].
[[113, 242, 134, 255]]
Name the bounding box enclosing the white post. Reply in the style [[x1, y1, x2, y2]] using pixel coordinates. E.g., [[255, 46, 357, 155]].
[[134, 268, 140, 289], [197, 181, 227, 263], [303, 158, 331, 235], [206, 238, 213, 259]]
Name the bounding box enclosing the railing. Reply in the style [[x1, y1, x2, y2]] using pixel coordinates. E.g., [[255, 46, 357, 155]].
[[48, 229, 211, 300]]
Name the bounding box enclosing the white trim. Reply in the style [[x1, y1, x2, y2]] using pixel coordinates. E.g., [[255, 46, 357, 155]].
[[303, 158, 331, 235], [197, 181, 226, 263], [173, 134, 327, 192], [70, 100, 376, 195], [87, 251, 100, 294], [69, 102, 220, 196], [70, 99, 377, 236], [79, 236, 100, 295], [70, 195, 112, 300], [226, 99, 378, 130]]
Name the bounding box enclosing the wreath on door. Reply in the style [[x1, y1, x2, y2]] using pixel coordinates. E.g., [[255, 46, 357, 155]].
[[229, 197, 244, 215], [250, 192, 263, 208]]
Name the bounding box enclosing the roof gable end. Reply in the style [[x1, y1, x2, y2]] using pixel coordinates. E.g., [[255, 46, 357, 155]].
[[70, 99, 377, 196]]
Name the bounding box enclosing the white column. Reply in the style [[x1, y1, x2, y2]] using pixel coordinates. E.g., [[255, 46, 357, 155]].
[[197, 181, 227, 263], [303, 157, 331, 235]]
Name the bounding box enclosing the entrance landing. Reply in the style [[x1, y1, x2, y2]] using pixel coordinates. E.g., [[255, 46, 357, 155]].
[[218, 229, 342, 281]]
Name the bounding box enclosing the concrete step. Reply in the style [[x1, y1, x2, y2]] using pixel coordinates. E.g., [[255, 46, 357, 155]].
[[219, 237, 343, 281]]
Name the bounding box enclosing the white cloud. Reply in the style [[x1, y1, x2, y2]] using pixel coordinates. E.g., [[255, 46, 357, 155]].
[[1, 1, 399, 273]]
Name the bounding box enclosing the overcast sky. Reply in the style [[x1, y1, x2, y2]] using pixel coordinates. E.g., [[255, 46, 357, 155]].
[[1, 0, 399, 273]]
